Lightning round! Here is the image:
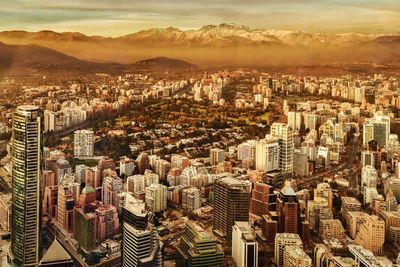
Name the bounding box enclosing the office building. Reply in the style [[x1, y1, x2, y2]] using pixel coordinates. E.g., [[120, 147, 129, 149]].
[[341, 197, 361, 218], [306, 198, 332, 230], [176, 220, 223, 267], [250, 183, 275, 217], [232, 222, 258, 267], [74, 129, 94, 158], [314, 183, 333, 210], [213, 177, 250, 240], [74, 208, 97, 252], [10, 105, 43, 266], [122, 194, 163, 267]]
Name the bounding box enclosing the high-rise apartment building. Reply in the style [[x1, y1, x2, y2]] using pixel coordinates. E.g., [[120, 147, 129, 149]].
[[210, 148, 226, 166], [10, 105, 43, 266], [145, 184, 167, 213], [255, 135, 280, 172], [271, 123, 294, 173], [250, 182, 275, 217], [287, 111, 302, 131], [213, 177, 250, 240], [354, 215, 385, 255], [74, 129, 94, 158], [182, 187, 201, 211], [102, 175, 123, 206], [57, 186, 75, 233], [96, 205, 119, 242], [274, 233, 303, 267]]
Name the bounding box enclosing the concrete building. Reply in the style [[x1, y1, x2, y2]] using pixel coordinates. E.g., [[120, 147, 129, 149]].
[[182, 187, 201, 211], [283, 246, 311, 267], [274, 233, 303, 267], [74, 129, 94, 158], [314, 183, 333, 211], [119, 156, 135, 177], [232, 221, 258, 267], [346, 211, 370, 239], [255, 135, 280, 172], [319, 219, 345, 240], [102, 175, 123, 207], [271, 123, 294, 173], [341, 197, 361, 218], [306, 198, 333, 230], [354, 215, 385, 255], [237, 140, 256, 161], [145, 184, 167, 213], [250, 183, 274, 217], [57, 186, 75, 233], [210, 148, 226, 166], [348, 245, 388, 267], [95, 205, 119, 242], [0, 193, 11, 232]]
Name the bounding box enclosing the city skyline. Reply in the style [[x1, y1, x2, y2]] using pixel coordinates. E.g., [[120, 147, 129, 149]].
[[1, 0, 399, 36]]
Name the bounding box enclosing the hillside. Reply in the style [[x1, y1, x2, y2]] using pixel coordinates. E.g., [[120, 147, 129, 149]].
[[0, 24, 400, 66], [0, 42, 197, 76]]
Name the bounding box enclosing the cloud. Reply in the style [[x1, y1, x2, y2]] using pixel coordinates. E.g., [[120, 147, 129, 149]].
[[0, 0, 399, 36]]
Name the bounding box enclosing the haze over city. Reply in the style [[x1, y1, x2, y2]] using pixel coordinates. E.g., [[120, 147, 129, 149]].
[[1, 1, 400, 267]]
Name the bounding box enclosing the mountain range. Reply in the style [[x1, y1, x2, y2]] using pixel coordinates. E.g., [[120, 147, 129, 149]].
[[0, 41, 196, 76], [0, 23, 399, 73]]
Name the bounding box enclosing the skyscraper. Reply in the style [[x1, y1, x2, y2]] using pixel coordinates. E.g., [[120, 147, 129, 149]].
[[213, 177, 250, 240], [10, 105, 43, 266]]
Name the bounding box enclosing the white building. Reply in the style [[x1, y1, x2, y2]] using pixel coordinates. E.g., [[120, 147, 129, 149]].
[[74, 129, 94, 158], [271, 123, 294, 173], [145, 184, 167, 213], [255, 135, 280, 172], [232, 221, 258, 267]]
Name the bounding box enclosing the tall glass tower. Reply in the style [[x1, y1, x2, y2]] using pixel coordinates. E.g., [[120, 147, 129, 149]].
[[10, 105, 43, 266]]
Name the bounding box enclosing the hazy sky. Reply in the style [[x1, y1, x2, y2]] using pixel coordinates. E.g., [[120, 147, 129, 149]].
[[1, 0, 399, 36]]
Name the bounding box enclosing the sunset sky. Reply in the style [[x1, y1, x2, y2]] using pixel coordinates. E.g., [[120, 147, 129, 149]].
[[1, 0, 399, 36]]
